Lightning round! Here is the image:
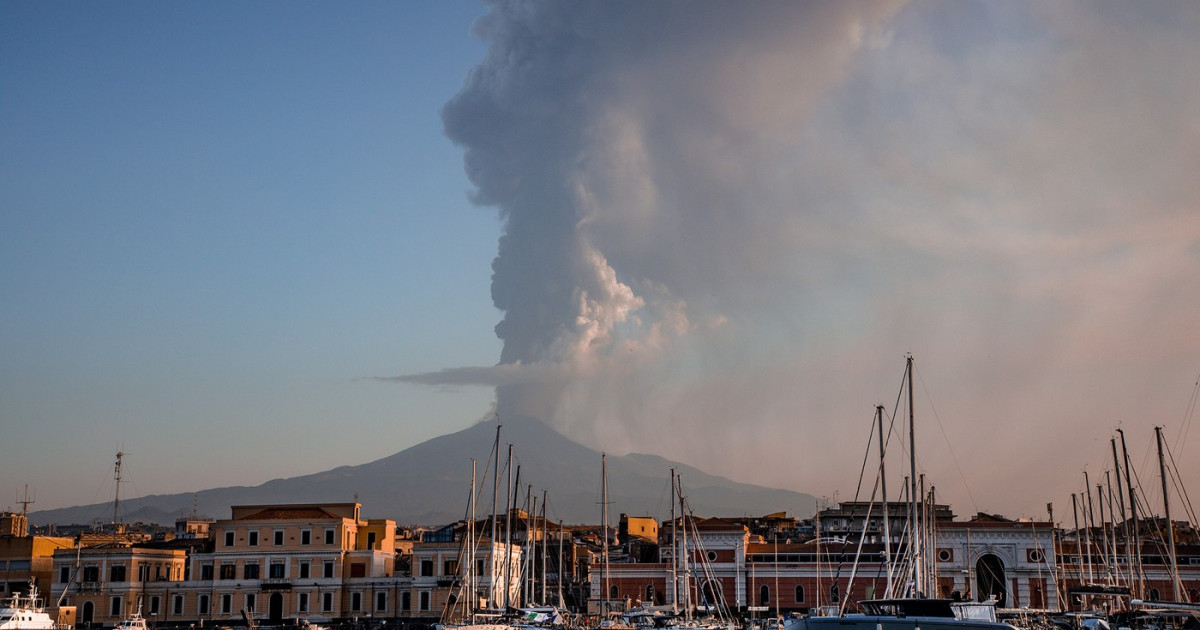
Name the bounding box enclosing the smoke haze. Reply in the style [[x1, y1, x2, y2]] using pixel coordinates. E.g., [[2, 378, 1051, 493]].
[[397, 1, 1200, 517]]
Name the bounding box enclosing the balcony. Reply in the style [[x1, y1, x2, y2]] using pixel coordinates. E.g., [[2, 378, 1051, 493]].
[[261, 578, 292, 590], [78, 582, 102, 593]]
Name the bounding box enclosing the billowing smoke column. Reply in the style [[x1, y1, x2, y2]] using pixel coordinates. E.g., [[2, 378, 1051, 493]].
[[436, 0, 904, 436], [400, 1, 1200, 514]]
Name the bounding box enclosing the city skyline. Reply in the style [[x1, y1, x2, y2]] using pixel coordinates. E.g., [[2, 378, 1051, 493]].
[[3, 2, 1198, 520]]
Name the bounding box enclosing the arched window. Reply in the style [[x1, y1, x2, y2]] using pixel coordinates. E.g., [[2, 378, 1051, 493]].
[[1148, 588, 1161, 602], [794, 585, 805, 603], [609, 585, 619, 599], [829, 584, 840, 604], [646, 584, 655, 602], [759, 585, 770, 606]]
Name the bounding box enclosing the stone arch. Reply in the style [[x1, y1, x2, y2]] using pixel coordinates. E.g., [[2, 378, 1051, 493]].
[[975, 554, 1007, 607]]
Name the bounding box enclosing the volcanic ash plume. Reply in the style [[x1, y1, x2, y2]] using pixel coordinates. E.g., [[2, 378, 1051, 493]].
[[394, 1, 1200, 513]]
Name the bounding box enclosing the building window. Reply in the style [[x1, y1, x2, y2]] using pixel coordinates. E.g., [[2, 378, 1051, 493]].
[[323, 561, 335, 579], [367, 532, 377, 549], [198, 595, 210, 615], [246, 594, 256, 613], [249, 531, 259, 546], [419, 591, 430, 611], [220, 564, 235, 580], [299, 562, 310, 579], [1148, 588, 1161, 602], [760, 585, 770, 606], [82, 566, 99, 582], [706, 551, 718, 562], [794, 585, 805, 603], [274, 529, 284, 545], [476, 559, 485, 577], [443, 560, 458, 576], [402, 592, 411, 611], [609, 585, 619, 599], [351, 592, 362, 612], [225, 531, 235, 547], [1028, 549, 1046, 563], [829, 585, 839, 604], [221, 594, 232, 614], [646, 584, 655, 602], [322, 592, 333, 612], [173, 595, 183, 616], [110, 565, 126, 582], [59, 566, 70, 583], [298, 593, 309, 613], [201, 564, 214, 580], [420, 560, 434, 577], [269, 562, 285, 579], [110, 597, 123, 617], [375, 592, 387, 612], [325, 529, 335, 545], [244, 563, 260, 580], [937, 549, 953, 562], [149, 596, 160, 615], [301, 530, 312, 545], [138, 565, 150, 581]]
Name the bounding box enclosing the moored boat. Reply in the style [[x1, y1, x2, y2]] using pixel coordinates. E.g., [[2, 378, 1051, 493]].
[[0, 582, 58, 630]]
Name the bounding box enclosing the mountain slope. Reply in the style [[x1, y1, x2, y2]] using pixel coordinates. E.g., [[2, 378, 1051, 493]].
[[30, 416, 817, 526]]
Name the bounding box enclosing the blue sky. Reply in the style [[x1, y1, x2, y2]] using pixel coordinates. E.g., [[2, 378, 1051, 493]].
[[1, 2, 502, 510], [3, 2, 1199, 521]]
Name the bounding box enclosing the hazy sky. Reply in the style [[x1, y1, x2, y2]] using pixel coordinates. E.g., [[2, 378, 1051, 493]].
[[3, 1, 1198, 523]]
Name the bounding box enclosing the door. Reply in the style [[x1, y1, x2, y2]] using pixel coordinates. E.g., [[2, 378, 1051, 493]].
[[975, 554, 1007, 608]]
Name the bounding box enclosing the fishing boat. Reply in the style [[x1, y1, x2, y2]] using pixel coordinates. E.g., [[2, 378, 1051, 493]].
[[0, 582, 59, 630]]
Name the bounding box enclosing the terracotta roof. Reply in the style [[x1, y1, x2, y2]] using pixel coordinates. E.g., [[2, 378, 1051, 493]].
[[238, 507, 341, 521]]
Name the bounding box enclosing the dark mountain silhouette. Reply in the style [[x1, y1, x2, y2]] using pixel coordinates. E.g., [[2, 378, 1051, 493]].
[[29, 416, 817, 527]]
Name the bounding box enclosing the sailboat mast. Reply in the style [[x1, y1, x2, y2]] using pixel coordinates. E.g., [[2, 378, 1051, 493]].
[[541, 489, 548, 606], [492, 423, 501, 576], [876, 405, 893, 597], [1118, 428, 1144, 598], [671, 467, 679, 613], [1110, 437, 1131, 587], [1155, 426, 1182, 601], [681, 475, 694, 618], [906, 355, 920, 596], [1105, 471, 1122, 586], [469, 459, 477, 622], [602, 453, 610, 616], [1082, 472, 1095, 583], [505, 448, 516, 609], [527, 487, 535, 606], [557, 519, 566, 608]]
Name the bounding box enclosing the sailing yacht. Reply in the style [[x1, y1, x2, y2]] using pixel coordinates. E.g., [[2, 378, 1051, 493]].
[[797, 357, 1018, 630]]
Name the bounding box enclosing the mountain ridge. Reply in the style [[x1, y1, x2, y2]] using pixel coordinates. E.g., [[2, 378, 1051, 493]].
[[29, 416, 817, 527]]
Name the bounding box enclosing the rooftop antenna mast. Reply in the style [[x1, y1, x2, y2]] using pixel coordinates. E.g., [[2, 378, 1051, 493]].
[[113, 451, 125, 529], [17, 485, 35, 517]]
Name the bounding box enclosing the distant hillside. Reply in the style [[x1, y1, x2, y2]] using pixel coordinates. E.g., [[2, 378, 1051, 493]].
[[30, 416, 817, 527]]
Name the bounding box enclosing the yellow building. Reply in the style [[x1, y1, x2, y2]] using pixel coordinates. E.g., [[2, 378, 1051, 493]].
[[0, 519, 76, 598], [180, 502, 398, 626], [53, 540, 192, 626]]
